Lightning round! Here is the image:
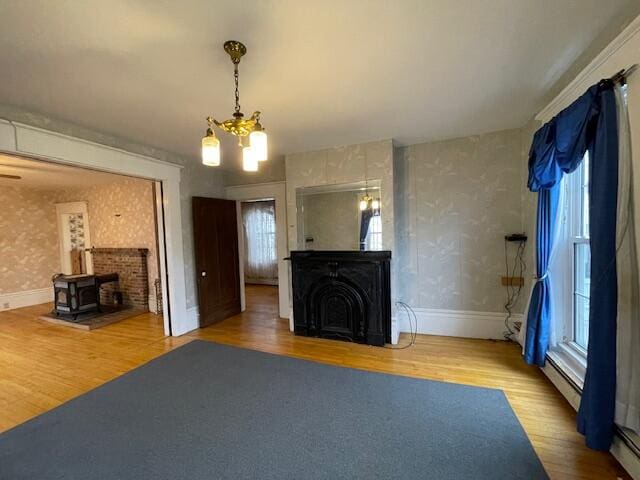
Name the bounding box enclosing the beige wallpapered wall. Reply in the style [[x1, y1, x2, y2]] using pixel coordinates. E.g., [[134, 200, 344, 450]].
[[394, 128, 525, 313], [0, 178, 159, 300], [0, 186, 61, 293]]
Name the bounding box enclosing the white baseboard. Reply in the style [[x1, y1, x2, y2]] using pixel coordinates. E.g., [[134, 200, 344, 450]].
[[390, 316, 399, 344], [0, 287, 53, 311], [397, 307, 523, 340]]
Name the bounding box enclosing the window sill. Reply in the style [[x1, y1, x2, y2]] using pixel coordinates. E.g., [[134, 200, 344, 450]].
[[547, 342, 586, 391]]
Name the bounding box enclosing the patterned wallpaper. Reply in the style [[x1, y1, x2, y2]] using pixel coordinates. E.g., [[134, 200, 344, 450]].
[[394, 128, 526, 313], [302, 191, 361, 250], [224, 155, 286, 186], [56, 178, 159, 299], [0, 186, 60, 293], [520, 119, 542, 313], [0, 179, 161, 300], [179, 156, 226, 308]]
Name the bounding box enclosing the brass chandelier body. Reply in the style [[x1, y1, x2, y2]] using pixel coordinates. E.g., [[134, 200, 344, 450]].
[[202, 40, 267, 171]]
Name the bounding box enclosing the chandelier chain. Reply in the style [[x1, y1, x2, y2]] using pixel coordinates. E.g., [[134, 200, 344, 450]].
[[234, 63, 241, 114]]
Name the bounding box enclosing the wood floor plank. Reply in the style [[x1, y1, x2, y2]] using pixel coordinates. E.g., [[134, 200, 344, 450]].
[[0, 285, 631, 479]]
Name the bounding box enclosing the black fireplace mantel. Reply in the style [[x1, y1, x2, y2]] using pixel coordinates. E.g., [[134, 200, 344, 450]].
[[290, 250, 391, 346]]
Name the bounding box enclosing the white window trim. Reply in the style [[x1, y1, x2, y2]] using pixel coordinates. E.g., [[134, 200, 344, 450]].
[[547, 158, 589, 383]]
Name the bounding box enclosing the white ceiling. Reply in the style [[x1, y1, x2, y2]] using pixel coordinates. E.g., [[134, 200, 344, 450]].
[[0, 1, 637, 171], [0, 154, 132, 189]]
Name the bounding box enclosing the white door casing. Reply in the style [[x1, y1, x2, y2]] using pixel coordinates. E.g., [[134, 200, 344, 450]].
[[0, 119, 188, 336]]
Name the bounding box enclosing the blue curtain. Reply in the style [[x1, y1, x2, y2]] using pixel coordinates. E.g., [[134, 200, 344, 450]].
[[526, 81, 619, 450], [359, 208, 373, 251], [523, 185, 560, 367], [577, 85, 619, 451]]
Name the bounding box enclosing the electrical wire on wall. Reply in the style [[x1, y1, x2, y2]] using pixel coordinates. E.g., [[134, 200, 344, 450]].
[[503, 236, 527, 341]]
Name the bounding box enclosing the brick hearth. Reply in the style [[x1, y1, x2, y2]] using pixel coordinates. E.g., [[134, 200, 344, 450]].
[[89, 248, 149, 310]]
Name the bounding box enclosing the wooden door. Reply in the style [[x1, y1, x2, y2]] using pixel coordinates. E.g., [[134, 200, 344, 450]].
[[192, 197, 241, 327]]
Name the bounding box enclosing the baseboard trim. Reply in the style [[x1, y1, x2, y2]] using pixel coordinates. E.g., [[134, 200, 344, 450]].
[[0, 287, 53, 311], [397, 307, 523, 340]]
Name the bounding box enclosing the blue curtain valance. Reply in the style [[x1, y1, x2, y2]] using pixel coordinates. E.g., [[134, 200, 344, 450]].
[[528, 84, 601, 192]]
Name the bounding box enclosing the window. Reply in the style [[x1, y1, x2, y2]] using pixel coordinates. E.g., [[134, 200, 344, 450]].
[[569, 152, 590, 350], [242, 200, 278, 283], [546, 152, 590, 386], [365, 214, 382, 250]]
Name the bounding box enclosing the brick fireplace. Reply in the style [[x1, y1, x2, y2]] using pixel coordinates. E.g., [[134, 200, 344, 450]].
[[89, 248, 149, 310]]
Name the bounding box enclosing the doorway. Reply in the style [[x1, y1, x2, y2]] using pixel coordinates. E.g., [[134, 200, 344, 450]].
[[0, 120, 189, 335], [0, 152, 170, 334], [241, 199, 279, 315], [225, 181, 290, 327]]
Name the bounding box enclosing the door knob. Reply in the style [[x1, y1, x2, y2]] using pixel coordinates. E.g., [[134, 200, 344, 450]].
[[201, 271, 207, 277]]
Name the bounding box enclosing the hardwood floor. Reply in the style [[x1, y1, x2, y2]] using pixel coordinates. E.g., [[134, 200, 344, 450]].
[[0, 284, 631, 479]]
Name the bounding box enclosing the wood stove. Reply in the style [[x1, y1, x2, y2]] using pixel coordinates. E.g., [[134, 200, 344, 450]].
[[53, 273, 119, 320]]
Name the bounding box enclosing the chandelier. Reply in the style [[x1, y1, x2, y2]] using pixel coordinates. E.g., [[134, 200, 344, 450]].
[[201, 40, 268, 172], [359, 192, 380, 212]]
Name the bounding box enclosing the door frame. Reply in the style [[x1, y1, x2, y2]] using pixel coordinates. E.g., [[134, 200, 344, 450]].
[[225, 181, 291, 328], [55, 201, 94, 275], [0, 120, 188, 336]]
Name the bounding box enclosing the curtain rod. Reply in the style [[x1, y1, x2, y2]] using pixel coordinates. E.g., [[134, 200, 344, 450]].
[[609, 64, 638, 84]]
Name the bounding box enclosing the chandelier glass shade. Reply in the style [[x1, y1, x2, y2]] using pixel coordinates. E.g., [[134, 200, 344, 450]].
[[202, 40, 268, 171], [243, 146, 258, 172], [201, 125, 221, 166]]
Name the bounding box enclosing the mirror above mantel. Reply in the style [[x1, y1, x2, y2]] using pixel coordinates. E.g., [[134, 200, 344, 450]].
[[296, 180, 382, 251]]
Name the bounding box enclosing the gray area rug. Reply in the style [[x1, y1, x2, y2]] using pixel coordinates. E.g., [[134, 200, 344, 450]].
[[0, 340, 548, 479]]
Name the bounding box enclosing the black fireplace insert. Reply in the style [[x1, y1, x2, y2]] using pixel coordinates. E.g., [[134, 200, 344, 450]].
[[290, 250, 391, 346]]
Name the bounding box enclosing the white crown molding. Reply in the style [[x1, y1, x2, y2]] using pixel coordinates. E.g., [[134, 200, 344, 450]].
[[3, 120, 185, 171], [536, 14, 640, 123]]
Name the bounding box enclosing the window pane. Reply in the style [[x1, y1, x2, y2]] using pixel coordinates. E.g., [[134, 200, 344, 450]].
[[582, 153, 589, 238], [574, 294, 589, 349], [574, 243, 590, 349], [366, 215, 382, 251]]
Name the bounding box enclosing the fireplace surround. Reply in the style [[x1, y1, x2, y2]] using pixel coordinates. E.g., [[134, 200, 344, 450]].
[[290, 250, 391, 346], [89, 248, 149, 310]]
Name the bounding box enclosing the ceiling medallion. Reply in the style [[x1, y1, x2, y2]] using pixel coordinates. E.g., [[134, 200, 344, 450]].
[[202, 40, 268, 172]]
